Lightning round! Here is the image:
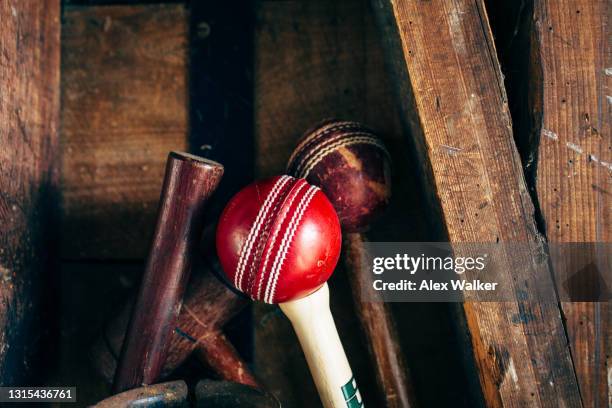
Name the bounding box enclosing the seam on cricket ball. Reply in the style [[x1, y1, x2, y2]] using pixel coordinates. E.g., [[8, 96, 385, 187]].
[[243, 177, 297, 297], [254, 178, 309, 301], [287, 121, 364, 169], [264, 185, 319, 303], [234, 175, 292, 291], [297, 135, 389, 178]]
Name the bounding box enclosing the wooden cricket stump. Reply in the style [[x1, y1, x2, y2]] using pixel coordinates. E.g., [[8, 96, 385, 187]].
[[113, 152, 224, 393]]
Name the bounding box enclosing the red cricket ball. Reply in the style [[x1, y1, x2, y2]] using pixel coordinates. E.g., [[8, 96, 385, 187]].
[[216, 176, 342, 304], [287, 119, 391, 232]]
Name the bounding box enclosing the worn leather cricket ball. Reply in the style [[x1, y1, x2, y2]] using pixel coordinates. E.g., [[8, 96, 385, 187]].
[[216, 176, 342, 304], [287, 119, 391, 232]]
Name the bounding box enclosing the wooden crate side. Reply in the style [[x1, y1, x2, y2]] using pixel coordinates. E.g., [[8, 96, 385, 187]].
[[61, 4, 188, 260]]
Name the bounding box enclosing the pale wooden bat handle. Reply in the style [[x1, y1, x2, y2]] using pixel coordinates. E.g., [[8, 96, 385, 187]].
[[280, 283, 363, 408]]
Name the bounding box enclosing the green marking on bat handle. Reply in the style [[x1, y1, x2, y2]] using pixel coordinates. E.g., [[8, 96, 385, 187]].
[[341, 377, 363, 407]]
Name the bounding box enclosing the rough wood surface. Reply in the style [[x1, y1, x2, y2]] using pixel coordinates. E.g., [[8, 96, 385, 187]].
[[0, 0, 60, 384], [61, 4, 188, 260], [609, 304, 612, 408], [487, 1, 611, 406], [372, 0, 583, 406], [530, 1, 610, 406]]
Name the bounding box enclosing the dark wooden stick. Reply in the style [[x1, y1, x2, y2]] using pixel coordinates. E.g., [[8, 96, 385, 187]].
[[344, 232, 416, 408], [94, 381, 188, 407], [113, 152, 223, 393], [0, 0, 60, 384], [192, 331, 258, 388], [92, 266, 256, 387]]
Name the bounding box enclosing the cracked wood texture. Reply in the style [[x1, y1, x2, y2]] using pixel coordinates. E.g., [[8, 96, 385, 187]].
[[61, 4, 188, 260], [372, 0, 583, 406], [0, 0, 60, 384], [530, 1, 610, 406]]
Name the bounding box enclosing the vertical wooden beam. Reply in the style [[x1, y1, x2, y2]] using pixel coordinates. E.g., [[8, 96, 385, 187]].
[[531, 1, 609, 406], [372, 0, 583, 406], [0, 0, 60, 384], [487, 1, 610, 405]]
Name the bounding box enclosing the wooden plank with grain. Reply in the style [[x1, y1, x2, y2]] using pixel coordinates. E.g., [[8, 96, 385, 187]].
[[0, 0, 61, 384], [61, 4, 188, 260], [531, 1, 610, 406], [371, 0, 583, 406], [486, 1, 610, 405]]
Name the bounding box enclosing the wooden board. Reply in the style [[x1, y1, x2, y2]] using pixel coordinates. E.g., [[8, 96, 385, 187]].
[[253, 1, 469, 407], [372, 0, 583, 406], [61, 4, 188, 260], [0, 0, 61, 384], [487, 1, 611, 406], [531, 1, 610, 406]]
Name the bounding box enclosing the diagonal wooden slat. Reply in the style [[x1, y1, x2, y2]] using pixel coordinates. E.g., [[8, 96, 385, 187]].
[[371, 0, 583, 406]]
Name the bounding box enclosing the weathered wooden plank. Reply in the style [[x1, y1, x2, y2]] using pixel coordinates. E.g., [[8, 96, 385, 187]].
[[61, 4, 188, 260], [531, 1, 609, 406], [0, 0, 61, 384], [487, 1, 610, 406], [372, 0, 583, 406]]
